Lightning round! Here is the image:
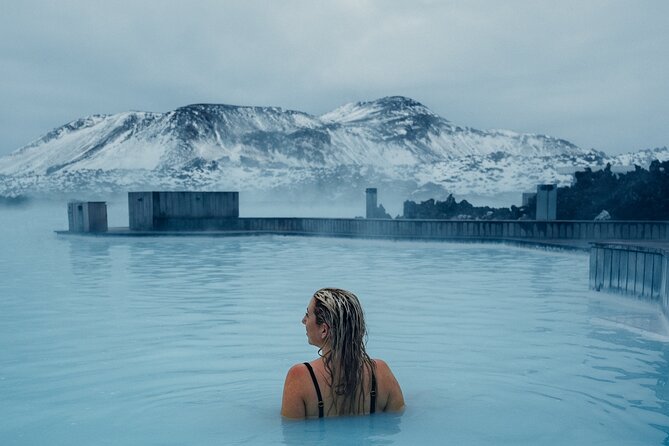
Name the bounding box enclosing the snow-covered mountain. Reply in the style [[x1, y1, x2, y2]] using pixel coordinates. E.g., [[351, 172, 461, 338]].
[[0, 96, 666, 201]]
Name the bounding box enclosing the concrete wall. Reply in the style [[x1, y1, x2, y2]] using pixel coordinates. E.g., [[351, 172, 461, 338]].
[[663, 255, 669, 317], [366, 188, 377, 219], [128, 192, 154, 230], [128, 191, 239, 230], [68, 201, 107, 233], [68, 202, 85, 232], [233, 218, 669, 241], [590, 242, 669, 317], [125, 207, 669, 241], [536, 184, 557, 220]]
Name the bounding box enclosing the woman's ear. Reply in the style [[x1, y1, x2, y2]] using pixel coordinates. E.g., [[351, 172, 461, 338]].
[[320, 323, 329, 340]]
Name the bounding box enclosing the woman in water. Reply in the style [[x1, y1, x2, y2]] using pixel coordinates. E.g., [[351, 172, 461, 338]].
[[281, 288, 404, 418]]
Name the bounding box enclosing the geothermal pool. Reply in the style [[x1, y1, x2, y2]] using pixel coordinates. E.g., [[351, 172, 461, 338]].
[[1, 203, 668, 445]]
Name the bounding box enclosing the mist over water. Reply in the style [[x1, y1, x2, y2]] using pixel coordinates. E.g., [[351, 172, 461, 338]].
[[2, 186, 524, 222], [1, 203, 668, 445], [240, 194, 367, 219], [238, 191, 523, 219]]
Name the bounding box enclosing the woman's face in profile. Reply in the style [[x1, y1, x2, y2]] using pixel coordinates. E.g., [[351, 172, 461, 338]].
[[302, 298, 324, 347]]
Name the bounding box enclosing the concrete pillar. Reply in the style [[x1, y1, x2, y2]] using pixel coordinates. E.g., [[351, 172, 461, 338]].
[[366, 188, 377, 219], [536, 184, 557, 220], [68, 201, 108, 233]]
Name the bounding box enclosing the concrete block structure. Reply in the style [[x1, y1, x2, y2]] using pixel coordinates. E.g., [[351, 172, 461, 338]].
[[522, 192, 536, 207], [366, 188, 378, 219], [128, 191, 239, 231], [536, 184, 557, 220], [67, 201, 108, 233]]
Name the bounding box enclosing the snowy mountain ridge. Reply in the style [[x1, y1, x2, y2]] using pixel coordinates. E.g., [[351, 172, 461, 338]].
[[0, 96, 666, 200]]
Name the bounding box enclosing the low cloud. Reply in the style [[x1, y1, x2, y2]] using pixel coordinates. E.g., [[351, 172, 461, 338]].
[[1, 0, 667, 155]]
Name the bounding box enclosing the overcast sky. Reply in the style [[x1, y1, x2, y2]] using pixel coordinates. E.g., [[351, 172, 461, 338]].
[[1, 0, 667, 156]]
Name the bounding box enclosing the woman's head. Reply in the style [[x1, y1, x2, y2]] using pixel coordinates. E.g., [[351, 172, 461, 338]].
[[311, 288, 367, 352], [305, 288, 374, 415]]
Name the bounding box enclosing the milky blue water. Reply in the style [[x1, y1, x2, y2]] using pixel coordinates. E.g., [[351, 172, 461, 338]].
[[1, 202, 669, 445]]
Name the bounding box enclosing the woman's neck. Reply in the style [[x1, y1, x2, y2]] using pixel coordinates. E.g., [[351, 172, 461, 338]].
[[319, 346, 332, 358]]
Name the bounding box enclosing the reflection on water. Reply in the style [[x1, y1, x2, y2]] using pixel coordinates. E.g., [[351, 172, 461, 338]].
[[585, 295, 669, 445], [281, 412, 402, 445]]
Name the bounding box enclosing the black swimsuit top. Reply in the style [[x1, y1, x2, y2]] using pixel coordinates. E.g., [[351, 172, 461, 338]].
[[303, 361, 377, 418]]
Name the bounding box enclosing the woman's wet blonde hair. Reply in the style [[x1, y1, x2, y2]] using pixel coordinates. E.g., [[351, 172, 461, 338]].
[[312, 288, 375, 416]]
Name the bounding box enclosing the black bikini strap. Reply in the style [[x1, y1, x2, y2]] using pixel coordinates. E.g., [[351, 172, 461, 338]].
[[370, 368, 377, 414], [303, 362, 324, 418]]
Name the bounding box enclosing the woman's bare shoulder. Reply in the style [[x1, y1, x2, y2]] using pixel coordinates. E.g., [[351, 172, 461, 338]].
[[372, 358, 405, 412], [372, 358, 394, 374], [285, 362, 310, 380], [281, 363, 311, 419], [371, 358, 401, 385], [284, 360, 322, 383]]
